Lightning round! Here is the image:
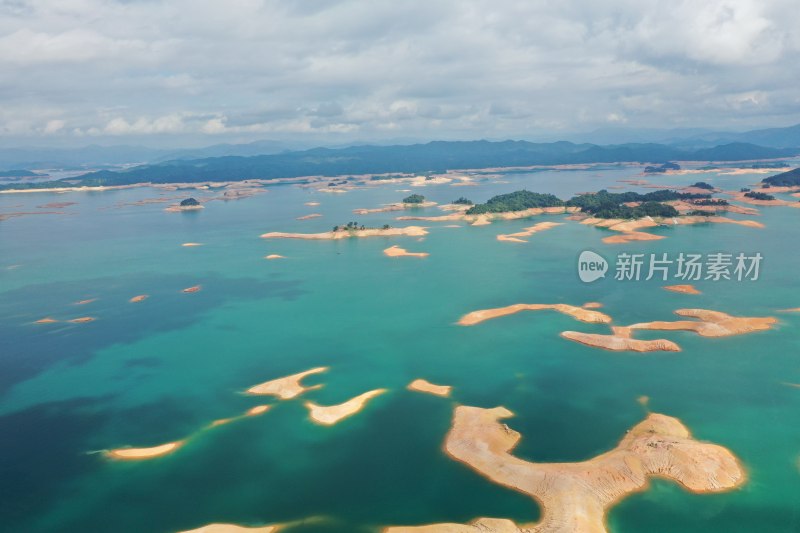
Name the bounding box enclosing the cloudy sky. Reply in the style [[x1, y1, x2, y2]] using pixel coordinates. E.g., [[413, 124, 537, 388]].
[[1, 0, 799, 147]]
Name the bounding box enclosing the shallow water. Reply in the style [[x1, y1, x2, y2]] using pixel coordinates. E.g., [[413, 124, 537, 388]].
[[1, 164, 799, 532]]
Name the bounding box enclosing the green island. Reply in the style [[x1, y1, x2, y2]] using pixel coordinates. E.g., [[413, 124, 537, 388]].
[[745, 191, 776, 201], [762, 167, 800, 187], [452, 197, 473, 205], [464, 188, 715, 219], [402, 194, 426, 204]]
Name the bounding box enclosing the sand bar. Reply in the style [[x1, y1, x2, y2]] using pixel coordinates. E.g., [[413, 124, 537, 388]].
[[74, 298, 97, 305], [246, 367, 328, 399], [261, 226, 428, 240], [305, 389, 387, 426], [305, 202, 320, 206], [130, 294, 149, 303], [561, 330, 681, 353], [354, 201, 437, 215], [385, 518, 534, 532], [297, 213, 322, 220], [663, 284, 701, 295], [582, 302, 603, 309], [439, 405, 744, 533], [182, 285, 202, 293], [34, 317, 58, 324], [265, 254, 286, 260], [182, 242, 204, 247], [69, 317, 96, 323], [177, 523, 280, 533], [408, 379, 452, 397], [107, 441, 183, 460], [497, 221, 563, 243], [458, 303, 611, 326], [628, 309, 777, 337], [384, 245, 429, 258]]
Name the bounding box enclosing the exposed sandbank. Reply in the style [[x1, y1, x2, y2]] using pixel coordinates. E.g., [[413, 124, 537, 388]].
[[261, 226, 428, 240], [437, 405, 744, 533], [305, 389, 387, 426], [628, 309, 777, 337], [582, 302, 603, 309], [129, 294, 149, 303], [182, 285, 202, 293], [581, 215, 764, 244], [265, 254, 286, 260], [354, 201, 437, 215], [177, 523, 280, 533], [663, 284, 701, 295], [69, 317, 96, 323], [305, 201, 320, 206], [384, 245, 429, 258], [246, 367, 328, 399], [182, 242, 204, 247], [165, 204, 205, 212], [408, 379, 452, 397], [458, 303, 611, 326], [385, 517, 534, 532], [74, 298, 97, 305], [107, 441, 183, 460], [398, 206, 579, 225], [297, 213, 322, 220], [497, 221, 563, 243], [35, 317, 58, 324], [560, 329, 681, 353]]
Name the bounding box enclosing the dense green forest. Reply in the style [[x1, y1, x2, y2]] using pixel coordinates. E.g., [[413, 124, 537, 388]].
[[465, 190, 564, 214], [762, 167, 800, 187], [402, 194, 426, 204], [2, 140, 797, 191]]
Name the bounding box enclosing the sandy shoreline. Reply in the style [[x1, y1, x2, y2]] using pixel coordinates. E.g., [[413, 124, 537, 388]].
[[497, 221, 563, 243], [177, 523, 280, 533], [408, 379, 452, 397], [433, 404, 744, 533], [354, 201, 437, 215], [305, 389, 387, 426], [246, 367, 328, 399], [383, 245, 429, 258], [107, 441, 183, 460], [561, 329, 681, 352], [663, 284, 701, 295], [458, 303, 611, 326], [261, 226, 428, 240]]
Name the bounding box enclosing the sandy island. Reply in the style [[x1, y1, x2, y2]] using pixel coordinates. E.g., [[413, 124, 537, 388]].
[[398, 206, 578, 226], [384, 245, 429, 258], [265, 254, 286, 260], [246, 367, 328, 399], [297, 213, 322, 220], [107, 441, 183, 460], [182, 242, 204, 247], [422, 404, 745, 533], [182, 285, 202, 293], [177, 523, 280, 533], [74, 298, 97, 305], [628, 309, 777, 337], [305, 201, 320, 206], [34, 317, 58, 324], [497, 221, 563, 243], [561, 327, 681, 353], [663, 284, 701, 295], [305, 389, 387, 426], [385, 517, 535, 533], [129, 294, 149, 303], [354, 201, 437, 215], [408, 379, 452, 397], [580, 215, 764, 244], [458, 304, 611, 326], [69, 317, 96, 323], [261, 226, 428, 240]]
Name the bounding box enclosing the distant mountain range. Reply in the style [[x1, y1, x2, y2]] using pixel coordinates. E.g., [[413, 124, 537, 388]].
[[2, 139, 795, 190]]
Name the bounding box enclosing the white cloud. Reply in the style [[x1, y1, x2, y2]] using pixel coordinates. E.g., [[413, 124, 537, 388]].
[[0, 0, 797, 145]]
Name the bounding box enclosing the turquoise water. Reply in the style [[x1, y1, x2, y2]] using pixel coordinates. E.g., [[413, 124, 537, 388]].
[[1, 166, 799, 532]]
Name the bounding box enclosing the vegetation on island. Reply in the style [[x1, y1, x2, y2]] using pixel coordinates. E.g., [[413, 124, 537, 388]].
[[402, 194, 426, 204], [180, 197, 200, 207], [644, 162, 681, 173], [466, 190, 563, 215], [687, 210, 714, 216], [691, 181, 715, 190], [332, 221, 392, 232], [744, 191, 776, 201], [692, 198, 729, 206], [762, 167, 800, 187], [452, 197, 473, 205]]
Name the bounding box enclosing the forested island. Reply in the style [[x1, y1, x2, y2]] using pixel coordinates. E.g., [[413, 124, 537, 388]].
[[762, 167, 800, 187], [463, 188, 714, 219]]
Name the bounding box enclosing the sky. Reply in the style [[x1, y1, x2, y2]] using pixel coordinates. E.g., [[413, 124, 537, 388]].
[[1, 0, 799, 148]]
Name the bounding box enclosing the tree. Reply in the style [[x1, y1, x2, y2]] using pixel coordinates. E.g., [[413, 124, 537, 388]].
[[403, 194, 426, 204]]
